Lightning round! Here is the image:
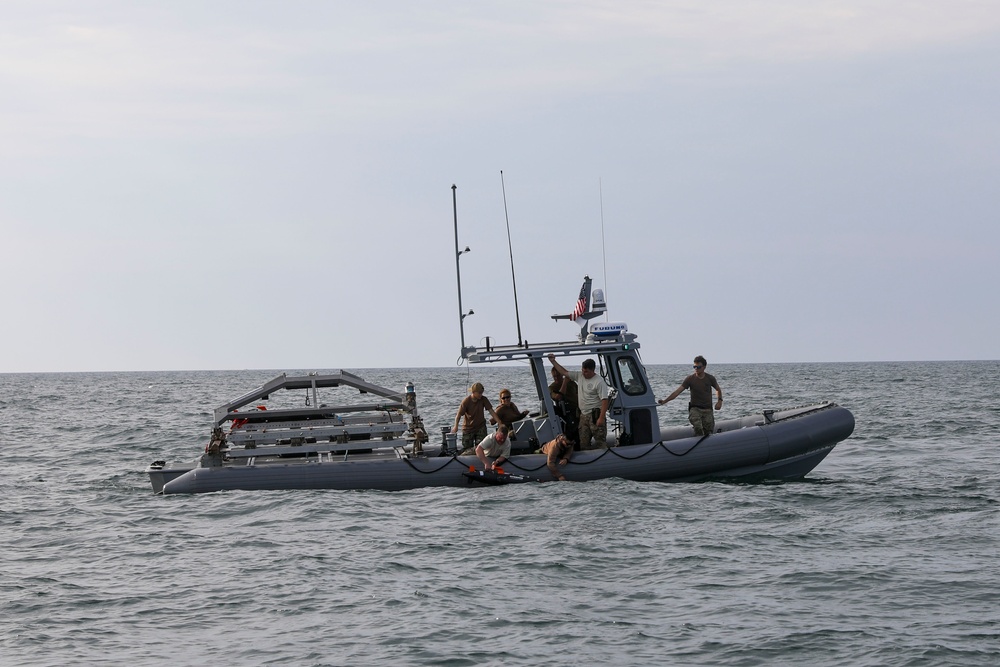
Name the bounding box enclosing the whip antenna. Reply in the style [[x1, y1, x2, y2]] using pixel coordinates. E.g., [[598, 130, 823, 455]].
[[500, 170, 524, 346], [600, 178, 608, 321]]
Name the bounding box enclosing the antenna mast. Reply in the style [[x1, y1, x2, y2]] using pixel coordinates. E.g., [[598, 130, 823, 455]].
[[452, 185, 473, 360], [599, 178, 608, 321], [500, 170, 524, 346]]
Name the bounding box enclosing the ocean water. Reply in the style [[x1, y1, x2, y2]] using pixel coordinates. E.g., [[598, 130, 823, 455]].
[[1, 361, 999, 666]]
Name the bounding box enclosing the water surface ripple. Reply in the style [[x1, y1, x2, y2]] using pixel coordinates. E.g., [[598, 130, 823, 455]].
[[1, 362, 998, 665]]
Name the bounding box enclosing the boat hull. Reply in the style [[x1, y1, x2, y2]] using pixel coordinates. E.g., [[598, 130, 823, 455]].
[[156, 404, 854, 495]]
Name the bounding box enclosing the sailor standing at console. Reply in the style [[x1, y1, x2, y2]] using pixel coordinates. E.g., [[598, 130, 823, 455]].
[[658, 356, 723, 436], [547, 354, 610, 450]]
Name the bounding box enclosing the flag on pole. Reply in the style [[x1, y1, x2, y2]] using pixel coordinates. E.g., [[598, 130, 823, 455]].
[[570, 282, 588, 321]]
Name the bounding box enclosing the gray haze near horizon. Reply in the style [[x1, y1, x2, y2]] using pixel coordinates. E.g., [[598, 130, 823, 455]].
[[2, 1, 998, 372]]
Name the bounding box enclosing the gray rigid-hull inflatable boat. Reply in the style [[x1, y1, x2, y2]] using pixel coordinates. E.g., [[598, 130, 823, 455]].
[[150, 401, 853, 495], [147, 299, 854, 495], [147, 195, 856, 494]]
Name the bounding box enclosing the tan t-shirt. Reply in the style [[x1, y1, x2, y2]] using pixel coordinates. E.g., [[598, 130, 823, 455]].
[[457, 395, 494, 432]]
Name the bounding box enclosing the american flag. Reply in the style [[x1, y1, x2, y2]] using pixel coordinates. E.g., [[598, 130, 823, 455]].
[[570, 282, 588, 321]]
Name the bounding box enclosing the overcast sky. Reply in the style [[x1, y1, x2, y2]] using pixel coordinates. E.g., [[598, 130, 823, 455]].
[[2, 1, 998, 372]]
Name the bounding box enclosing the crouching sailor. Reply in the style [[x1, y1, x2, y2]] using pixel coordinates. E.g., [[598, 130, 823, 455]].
[[541, 434, 573, 481], [476, 425, 511, 472]]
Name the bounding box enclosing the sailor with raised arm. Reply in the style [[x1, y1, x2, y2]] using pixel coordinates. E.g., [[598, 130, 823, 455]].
[[658, 355, 723, 436], [547, 354, 610, 450]]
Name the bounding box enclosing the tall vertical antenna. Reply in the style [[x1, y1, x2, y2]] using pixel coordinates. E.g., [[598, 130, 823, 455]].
[[599, 178, 608, 321], [452, 184, 473, 360], [500, 170, 524, 346]]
